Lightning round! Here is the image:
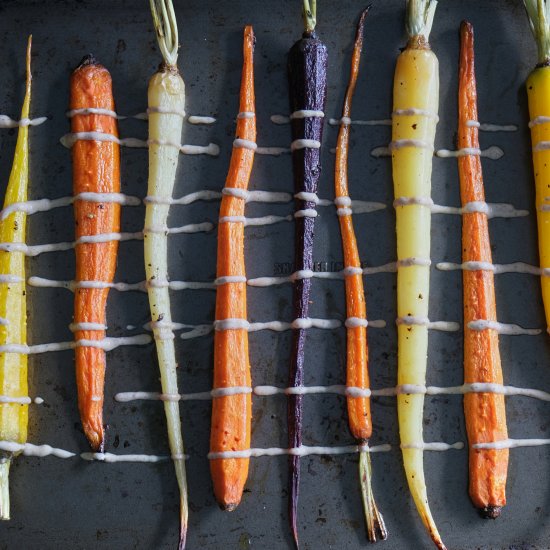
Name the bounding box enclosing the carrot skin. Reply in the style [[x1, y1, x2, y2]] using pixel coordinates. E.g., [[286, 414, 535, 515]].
[[210, 26, 256, 511], [335, 8, 372, 443], [70, 56, 120, 451], [458, 21, 508, 516], [287, 30, 327, 547]]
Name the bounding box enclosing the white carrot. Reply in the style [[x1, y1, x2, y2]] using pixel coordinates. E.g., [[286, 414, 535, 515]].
[[146, 1, 187, 547]]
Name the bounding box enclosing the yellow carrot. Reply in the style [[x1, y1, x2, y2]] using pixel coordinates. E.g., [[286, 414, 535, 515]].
[[392, 1, 444, 548], [0, 36, 32, 520], [524, 0, 550, 332]]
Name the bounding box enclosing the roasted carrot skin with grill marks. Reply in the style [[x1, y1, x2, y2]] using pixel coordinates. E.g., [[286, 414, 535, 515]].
[[210, 25, 256, 512], [70, 55, 121, 451], [459, 20, 508, 519]]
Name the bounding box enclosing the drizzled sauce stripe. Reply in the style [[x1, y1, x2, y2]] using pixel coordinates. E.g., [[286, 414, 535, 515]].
[[4, 438, 548, 461], [60, 132, 220, 156], [0, 224, 212, 256], [114, 382, 550, 403], [0, 334, 151, 355]]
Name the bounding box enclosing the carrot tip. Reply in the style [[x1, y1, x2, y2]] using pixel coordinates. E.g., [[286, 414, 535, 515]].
[[178, 523, 187, 550], [76, 54, 98, 69], [479, 506, 501, 519], [219, 502, 238, 512]]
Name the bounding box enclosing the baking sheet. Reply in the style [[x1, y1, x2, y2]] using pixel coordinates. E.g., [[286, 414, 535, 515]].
[[0, 0, 548, 548]]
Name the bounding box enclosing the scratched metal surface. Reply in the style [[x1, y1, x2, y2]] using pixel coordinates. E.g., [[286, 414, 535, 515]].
[[0, 0, 547, 548]]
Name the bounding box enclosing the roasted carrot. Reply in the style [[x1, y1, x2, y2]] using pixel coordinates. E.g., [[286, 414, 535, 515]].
[[0, 36, 32, 520], [458, 20, 509, 518], [334, 8, 386, 542], [392, 1, 443, 548], [524, 0, 550, 331], [70, 55, 121, 452], [287, 0, 327, 546], [210, 25, 255, 512], [146, 1, 188, 547]]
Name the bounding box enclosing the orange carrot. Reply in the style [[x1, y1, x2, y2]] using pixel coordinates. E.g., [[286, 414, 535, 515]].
[[210, 25, 255, 511], [458, 21, 508, 518], [70, 55, 121, 451], [334, 8, 386, 541]]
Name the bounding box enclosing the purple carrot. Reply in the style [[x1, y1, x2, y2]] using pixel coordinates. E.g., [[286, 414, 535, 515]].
[[287, 0, 327, 547]]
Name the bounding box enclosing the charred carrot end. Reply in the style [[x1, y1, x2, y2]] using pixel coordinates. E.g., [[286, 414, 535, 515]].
[[0, 35, 33, 521], [334, 7, 386, 543], [393, 1, 444, 548], [70, 52, 121, 452], [458, 20, 508, 518], [210, 25, 255, 512]]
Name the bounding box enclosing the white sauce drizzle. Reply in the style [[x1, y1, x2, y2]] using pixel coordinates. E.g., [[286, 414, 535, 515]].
[[393, 197, 526, 218], [529, 116, 550, 128], [473, 438, 550, 450], [81, 452, 169, 463], [389, 139, 434, 151], [233, 138, 257, 150], [396, 316, 460, 332], [436, 146, 504, 159], [0, 441, 75, 458], [0, 394, 44, 405], [401, 442, 464, 451], [0, 334, 150, 355], [60, 132, 219, 156], [291, 139, 321, 151], [373, 145, 504, 159], [294, 209, 318, 218], [0, 274, 24, 283], [0, 115, 48, 128], [328, 117, 391, 126], [187, 115, 216, 125], [206, 444, 393, 460], [436, 261, 550, 276], [115, 382, 550, 403], [255, 146, 290, 156], [467, 320, 542, 335], [0, 192, 141, 220], [395, 315, 460, 332], [69, 322, 107, 332], [0, 223, 211, 257], [392, 108, 439, 121], [237, 111, 255, 119], [290, 109, 325, 119], [295, 191, 319, 203]]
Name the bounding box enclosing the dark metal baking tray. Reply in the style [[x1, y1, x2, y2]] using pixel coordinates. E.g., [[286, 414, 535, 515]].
[[0, 0, 548, 548]]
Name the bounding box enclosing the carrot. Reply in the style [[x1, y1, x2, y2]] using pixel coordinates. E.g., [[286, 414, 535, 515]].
[[392, 1, 444, 548], [524, 1, 550, 332], [458, 20, 509, 518], [334, 8, 386, 542], [287, 0, 327, 546], [70, 54, 121, 452], [0, 35, 33, 520], [209, 25, 255, 512], [146, 1, 188, 547]]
